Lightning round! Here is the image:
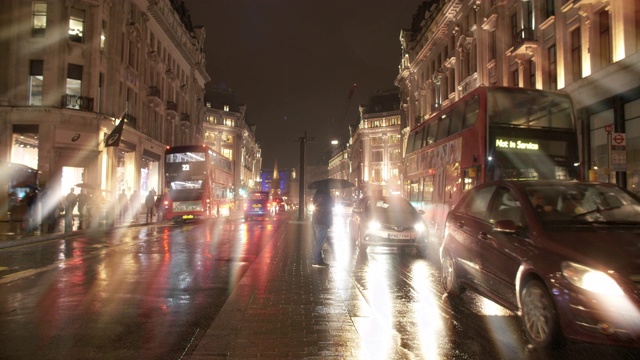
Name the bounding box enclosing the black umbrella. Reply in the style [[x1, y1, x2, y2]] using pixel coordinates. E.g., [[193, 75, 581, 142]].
[[75, 183, 96, 190], [308, 178, 355, 190]]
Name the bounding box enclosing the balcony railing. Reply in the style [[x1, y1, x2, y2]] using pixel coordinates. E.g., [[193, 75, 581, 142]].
[[512, 27, 536, 53], [62, 94, 94, 112], [148, 86, 162, 108]]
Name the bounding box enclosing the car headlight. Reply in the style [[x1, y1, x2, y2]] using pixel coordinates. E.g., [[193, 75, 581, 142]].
[[367, 220, 381, 231], [561, 261, 624, 296], [414, 222, 426, 233]]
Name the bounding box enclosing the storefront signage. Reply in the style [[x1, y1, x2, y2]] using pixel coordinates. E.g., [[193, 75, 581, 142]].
[[55, 129, 97, 147], [496, 138, 539, 151]]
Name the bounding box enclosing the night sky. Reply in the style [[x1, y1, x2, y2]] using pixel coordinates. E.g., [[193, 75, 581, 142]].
[[182, 0, 424, 170]]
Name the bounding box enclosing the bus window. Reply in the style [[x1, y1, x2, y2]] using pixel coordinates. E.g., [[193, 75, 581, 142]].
[[450, 105, 464, 135], [463, 167, 479, 191], [426, 121, 438, 145], [437, 113, 451, 141], [463, 96, 479, 129], [422, 175, 434, 202], [409, 180, 419, 202], [550, 104, 574, 129], [414, 128, 424, 150], [406, 132, 416, 153]]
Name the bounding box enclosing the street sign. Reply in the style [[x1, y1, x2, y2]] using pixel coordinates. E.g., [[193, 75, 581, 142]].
[[612, 133, 625, 146], [611, 150, 627, 172], [307, 136, 317, 143], [604, 124, 613, 133], [609, 132, 626, 172]]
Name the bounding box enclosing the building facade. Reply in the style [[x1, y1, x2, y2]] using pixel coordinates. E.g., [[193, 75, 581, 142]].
[[0, 0, 209, 214], [202, 83, 262, 203], [396, 0, 640, 193], [349, 89, 403, 197]]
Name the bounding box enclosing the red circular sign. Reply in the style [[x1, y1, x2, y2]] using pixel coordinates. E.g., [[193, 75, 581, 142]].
[[605, 124, 613, 133], [613, 133, 624, 144]]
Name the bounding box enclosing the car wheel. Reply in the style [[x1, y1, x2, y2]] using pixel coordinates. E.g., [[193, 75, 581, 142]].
[[520, 280, 562, 349], [441, 250, 463, 297]]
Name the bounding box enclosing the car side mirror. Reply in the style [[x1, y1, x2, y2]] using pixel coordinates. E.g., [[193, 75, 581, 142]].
[[352, 208, 362, 214], [494, 220, 517, 233], [417, 209, 425, 215]]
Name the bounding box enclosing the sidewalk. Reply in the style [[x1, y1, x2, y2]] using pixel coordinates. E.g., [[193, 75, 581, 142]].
[[189, 219, 366, 359], [0, 212, 156, 249]]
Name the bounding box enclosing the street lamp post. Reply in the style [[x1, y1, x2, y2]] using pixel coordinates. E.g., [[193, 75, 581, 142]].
[[298, 131, 307, 220]]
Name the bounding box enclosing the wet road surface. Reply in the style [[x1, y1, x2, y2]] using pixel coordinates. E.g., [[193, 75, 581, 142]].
[[0, 216, 282, 359], [1, 211, 639, 359]]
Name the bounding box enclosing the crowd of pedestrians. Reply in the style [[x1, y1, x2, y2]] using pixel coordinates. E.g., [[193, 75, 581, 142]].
[[13, 185, 166, 234]]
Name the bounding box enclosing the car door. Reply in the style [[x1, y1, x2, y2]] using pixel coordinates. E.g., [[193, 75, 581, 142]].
[[477, 186, 530, 310], [446, 184, 497, 286]]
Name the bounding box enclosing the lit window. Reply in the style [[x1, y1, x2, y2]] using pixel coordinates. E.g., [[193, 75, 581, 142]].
[[224, 105, 229, 111], [100, 21, 106, 50], [29, 60, 43, 106], [372, 150, 383, 162], [66, 64, 83, 109], [69, 8, 85, 43], [32, 2, 47, 37]]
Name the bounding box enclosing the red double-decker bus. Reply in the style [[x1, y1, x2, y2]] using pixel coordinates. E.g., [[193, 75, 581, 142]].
[[404, 86, 580, 238], [163, 144, 233, 222]]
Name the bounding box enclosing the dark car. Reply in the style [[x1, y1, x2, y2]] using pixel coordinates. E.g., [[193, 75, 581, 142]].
[[273, 197, 287, 212], [440, 180, 640, 349], [244, 191, 275, 221], [349, 196, 427, 252]]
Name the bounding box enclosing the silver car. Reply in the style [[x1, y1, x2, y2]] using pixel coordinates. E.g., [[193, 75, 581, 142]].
[[349, 196, 427, 252]]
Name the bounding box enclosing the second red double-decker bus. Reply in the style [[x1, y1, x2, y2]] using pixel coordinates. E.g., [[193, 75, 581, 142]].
[[404, 86, 580, 238], [163, 144, 233, 222]]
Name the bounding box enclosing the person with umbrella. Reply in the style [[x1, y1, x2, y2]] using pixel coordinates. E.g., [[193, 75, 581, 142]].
[[64, 187, 77, 232], [311, 184, 334, 267]]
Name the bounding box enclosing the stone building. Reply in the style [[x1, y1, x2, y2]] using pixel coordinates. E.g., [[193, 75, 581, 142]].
[[396, 0, 640, 192], [203, 83, 262, 202], [349, 89, 403, 197], [0, 0, 208, 214]]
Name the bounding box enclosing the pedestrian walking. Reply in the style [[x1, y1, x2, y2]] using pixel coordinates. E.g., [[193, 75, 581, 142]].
[[155, 193, 165, 222], [25, 188, 38, 232], [145, 191, 155, 223], [64, 187, 77, 232], [118, 189, 128, 222], [129, 190, 140, 222], [77, 190, 88, 228], [311, 186, 334, 267]]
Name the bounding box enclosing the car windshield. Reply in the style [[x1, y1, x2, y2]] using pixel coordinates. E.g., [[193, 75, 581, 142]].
[[369, 198, 415, 215], [525, 183, 640, 224]]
